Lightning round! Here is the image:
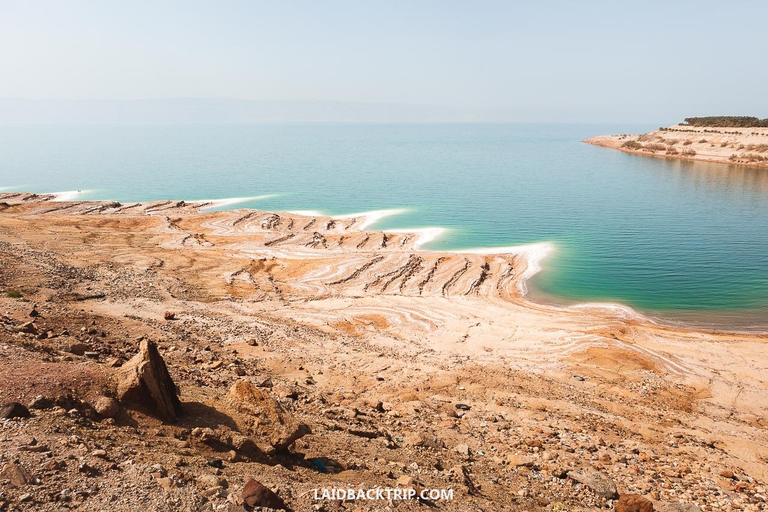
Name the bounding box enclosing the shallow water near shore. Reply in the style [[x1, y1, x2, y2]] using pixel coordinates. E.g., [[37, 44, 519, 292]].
[[1, 123, 767, 329]]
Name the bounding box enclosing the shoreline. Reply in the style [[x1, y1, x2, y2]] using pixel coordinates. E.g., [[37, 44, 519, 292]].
[[11, 190, 767, 334], [585, 124, 768, 169], [2, 190, 768, 510]]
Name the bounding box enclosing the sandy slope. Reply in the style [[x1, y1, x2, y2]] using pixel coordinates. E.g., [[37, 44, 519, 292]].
[[585, 125, 768, 168], [0, 193, 766, 511]]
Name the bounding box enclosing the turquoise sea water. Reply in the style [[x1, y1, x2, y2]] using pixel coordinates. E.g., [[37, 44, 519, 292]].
[[1, 123, 767, 330]]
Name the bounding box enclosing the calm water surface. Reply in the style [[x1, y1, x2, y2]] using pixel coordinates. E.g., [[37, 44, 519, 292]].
[[1, 123, 767, 329]]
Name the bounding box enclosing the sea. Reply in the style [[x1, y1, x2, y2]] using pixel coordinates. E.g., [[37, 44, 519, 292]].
[[1, 123, 767, 330]]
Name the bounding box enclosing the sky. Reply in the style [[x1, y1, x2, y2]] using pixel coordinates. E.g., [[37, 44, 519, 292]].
[[1, 0, 767, 122]]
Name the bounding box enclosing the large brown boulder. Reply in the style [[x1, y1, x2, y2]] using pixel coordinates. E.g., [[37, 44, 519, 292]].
[[0, 462, 33, 487], [225, 380, 309, 453], [0, 402, 31, 419], [242, 479, 286, 510], [617, 494, 654, 512], [117, 339, 181, 422]]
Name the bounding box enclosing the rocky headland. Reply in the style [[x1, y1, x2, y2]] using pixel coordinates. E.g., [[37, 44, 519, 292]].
[[586, 117, 768, 168]]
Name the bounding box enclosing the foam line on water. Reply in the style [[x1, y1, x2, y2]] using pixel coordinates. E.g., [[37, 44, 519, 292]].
[[333, 208, 409, 230], [287, 210, 323, 217], [383, 227, 446, 249], [51, 190, 95, 201], [197, 194, 278, 209]]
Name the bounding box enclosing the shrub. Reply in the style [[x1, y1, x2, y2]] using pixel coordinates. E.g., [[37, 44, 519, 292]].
[[5, 289, 22, 298], [622, 140, 643, 150], [682, 149, 697, 156], [740, 153, 768, 162], [682, 116, 768, 128]]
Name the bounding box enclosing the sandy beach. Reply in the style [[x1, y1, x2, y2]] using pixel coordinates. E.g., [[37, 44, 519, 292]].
[[1, 192, 767, 511], [585, 125, 768, 168]]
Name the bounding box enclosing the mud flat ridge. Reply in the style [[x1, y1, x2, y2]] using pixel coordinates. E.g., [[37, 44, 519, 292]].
[[1, 192, 767, 511]]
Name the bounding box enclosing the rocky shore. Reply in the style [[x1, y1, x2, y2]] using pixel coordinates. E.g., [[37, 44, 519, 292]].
[[1, 193, 767, 511]]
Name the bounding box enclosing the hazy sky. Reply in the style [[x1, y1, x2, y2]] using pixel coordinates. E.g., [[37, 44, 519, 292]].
[[1, 0, 767, 122]]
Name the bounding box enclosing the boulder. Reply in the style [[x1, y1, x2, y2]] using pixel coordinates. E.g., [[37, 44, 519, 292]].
[[18, 321, 37, 335], [0, 462, 33, 487], [242, 479, 286, 510], [567, 469, 618, 499], [225, 380, 309, 452], [93, 396, 120, 418], [617, 494, 654, 512], [117, 339, 181, 422], [28, 396, 54, 410], [68, 343, 89, 356], [0, 402, 31, 419]]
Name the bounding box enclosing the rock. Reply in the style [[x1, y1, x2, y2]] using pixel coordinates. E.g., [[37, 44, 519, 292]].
[[508, 454, 535, 468], [567, 469, 618, 499], [164, 311, 176, 320], [455, 403, 471, 411], [149, 463, 166, 476], [197, 474, 228, 489], [454, 443, 471, 456], [0, 402, 31, 419], [396, 475, 415, 486], [403, 431, 444, 450], [0, 462, 33, 487], [18, 321, 38, 335], [42, 459, 66, 471], [93, 396, 120, 418], [572, 375, 586, 381], [92, 449, 107, 458], [28, 396, 54, 410], [29, 307, 39, 317], [116, 339, 181, 422], [78, 462, 100, 476], [524, 438, 542, 448], [224, 380, 310, 452], [201, 486, 223, 497], [659, 504, 701, 512], [156, 477, 174, 490], [719, 469, 734, 479], [68, 343, 89, 356], [256, 377, 274, 388], [206, 457, 224, 469], [617, 494, 654, 512], [242, 479, 286, 510]]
